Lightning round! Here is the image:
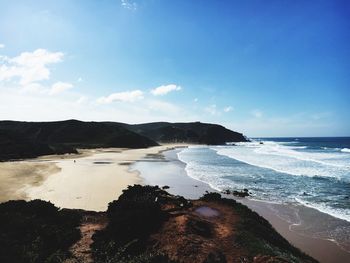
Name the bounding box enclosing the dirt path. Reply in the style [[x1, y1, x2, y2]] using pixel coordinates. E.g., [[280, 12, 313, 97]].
[[150, 200, 249, 263], [64, 212, 108, 263]]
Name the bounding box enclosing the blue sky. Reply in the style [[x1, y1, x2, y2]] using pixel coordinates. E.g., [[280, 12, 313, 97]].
[[0, 0, 349, 137]]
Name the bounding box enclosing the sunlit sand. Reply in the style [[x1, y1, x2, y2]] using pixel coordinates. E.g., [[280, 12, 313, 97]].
[[0, 144, 188, 211]]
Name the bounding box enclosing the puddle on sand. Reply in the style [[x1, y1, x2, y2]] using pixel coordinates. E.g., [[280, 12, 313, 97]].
[[195, 206, 219, 217], [93, 161, 113, 164]]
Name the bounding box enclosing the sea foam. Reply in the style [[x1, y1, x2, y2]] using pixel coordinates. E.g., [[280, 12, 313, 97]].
[[295, 197, 350, 223], [214, 141, 350, 179]]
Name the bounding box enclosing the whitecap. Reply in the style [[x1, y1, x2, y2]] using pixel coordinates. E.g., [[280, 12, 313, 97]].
[[213, 142, 350, 179]]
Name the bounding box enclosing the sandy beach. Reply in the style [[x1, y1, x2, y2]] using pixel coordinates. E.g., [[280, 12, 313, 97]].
[[0, 144, 188, 211]]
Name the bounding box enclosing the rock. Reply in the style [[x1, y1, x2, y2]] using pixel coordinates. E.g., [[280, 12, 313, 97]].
[[232, 190, 250, 197], [162, 185, 170, 190], [222, 189, 232, 195]]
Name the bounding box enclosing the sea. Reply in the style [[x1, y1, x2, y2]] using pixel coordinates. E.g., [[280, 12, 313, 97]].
[[177, 137, 350, 223]]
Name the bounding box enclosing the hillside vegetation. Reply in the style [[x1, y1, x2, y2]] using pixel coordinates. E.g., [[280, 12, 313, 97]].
[[0, 120, 158, 161], [0, 186, 317, 263], [91, 185, 317, 263]]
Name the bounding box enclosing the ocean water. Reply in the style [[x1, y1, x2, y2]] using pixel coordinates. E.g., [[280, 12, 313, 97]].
[[177, 137, 350, 223]]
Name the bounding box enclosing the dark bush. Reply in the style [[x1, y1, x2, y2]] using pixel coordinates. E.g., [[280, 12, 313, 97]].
[[0, 199, 81, 263], [92, 185, 170, 261], [200, 192, 223, 202]]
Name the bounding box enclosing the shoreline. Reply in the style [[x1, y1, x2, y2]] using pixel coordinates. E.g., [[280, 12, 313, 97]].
[[238, 198, 350, 263], [132, 147, 350, 263]]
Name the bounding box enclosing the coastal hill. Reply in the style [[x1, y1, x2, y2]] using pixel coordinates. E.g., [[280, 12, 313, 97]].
[[0, 120, 247, 161], [113, 122, 247, 145], [0, 185, 318, 263], [0, 120, 158, 161], [114, 121, 247, 145]]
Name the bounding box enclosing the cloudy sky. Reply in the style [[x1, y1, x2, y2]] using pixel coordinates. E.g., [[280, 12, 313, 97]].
[[0, 0, 349, 137]]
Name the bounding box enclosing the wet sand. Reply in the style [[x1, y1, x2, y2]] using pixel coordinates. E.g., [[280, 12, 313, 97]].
[[131, 148, 350, 263], [0, 161, 60, 202], [130, 148, 213, 199], [238, 199, 350, 263], [0, 144, 189, 211]]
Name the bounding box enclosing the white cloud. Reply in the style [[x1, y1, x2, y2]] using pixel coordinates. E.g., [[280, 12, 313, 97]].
[[205, 104, 220, 116], [97, 90, 144, 104], [146, 100, 180, 114], [50, 82, 73, 95], [227, 111, 339, 137], [310, 112, 331, 120], [20, 83, 47, 94], [76, 96, 87, 104], [0, 44, 5, 49], [251, 109, 263, 118], [0, 49, 64, 85], [224, 106, 233, 112], [151, 84, 182, 96], [121, 0, 137, 10]]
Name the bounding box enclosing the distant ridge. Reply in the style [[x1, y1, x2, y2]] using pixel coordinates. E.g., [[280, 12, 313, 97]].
[[0, 120, 157, 161], [0, 120, 247, 161], [112, 121, 248, 145]]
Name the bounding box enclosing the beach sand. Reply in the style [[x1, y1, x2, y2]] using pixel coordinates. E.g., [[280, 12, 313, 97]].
[[0, 161, 60, 202], [0, 144, 188, 211]]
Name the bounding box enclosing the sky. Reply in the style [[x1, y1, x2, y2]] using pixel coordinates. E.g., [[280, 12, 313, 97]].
[[0, 0, 349, 137]]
